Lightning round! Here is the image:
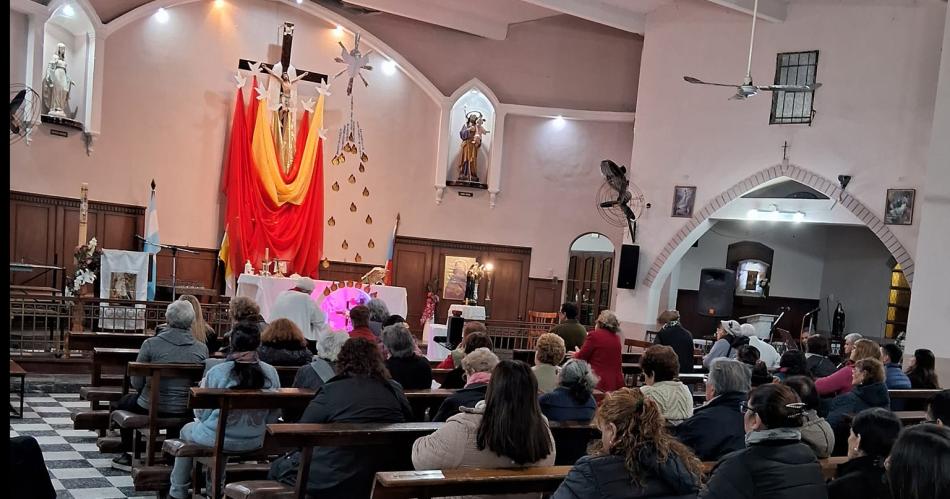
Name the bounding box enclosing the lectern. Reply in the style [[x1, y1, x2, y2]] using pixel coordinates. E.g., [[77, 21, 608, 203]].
[[740, 314, 777, 339]]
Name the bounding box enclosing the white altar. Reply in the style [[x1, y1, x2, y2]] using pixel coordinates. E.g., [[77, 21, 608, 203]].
[[236, 274, 408, 324], [447, 304, 486, 320], [740, 314, 777, 339]]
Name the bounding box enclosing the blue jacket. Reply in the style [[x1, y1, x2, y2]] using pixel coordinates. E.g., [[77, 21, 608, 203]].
[[674, 391, 747, 462], [827, 382, 891, 455], [884, 363, 912, 389], [187, 360, 281, 452], [539, 387, 597, 422]]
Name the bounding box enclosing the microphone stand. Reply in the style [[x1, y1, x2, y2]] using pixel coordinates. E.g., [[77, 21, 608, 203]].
[[136, 235, 199, 300], [769, 307, 788, 343]]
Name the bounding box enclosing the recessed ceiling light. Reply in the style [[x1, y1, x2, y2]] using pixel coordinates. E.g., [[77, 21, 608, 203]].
[[155, 8, 170, 23], [381, 60, 396, 75], [62, 5, 75, 17], [334, 25, 344, 37]]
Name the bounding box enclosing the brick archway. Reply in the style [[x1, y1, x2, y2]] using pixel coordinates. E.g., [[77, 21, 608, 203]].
[[642, 163, 915, 290]]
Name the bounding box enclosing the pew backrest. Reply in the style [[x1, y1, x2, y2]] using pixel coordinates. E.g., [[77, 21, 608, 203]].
[[888, 389, 942, 400], [371, 466, 573, 499]]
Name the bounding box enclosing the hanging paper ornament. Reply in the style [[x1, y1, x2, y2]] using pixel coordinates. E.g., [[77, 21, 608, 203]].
[[331, 156, 339, 166], [361, 152, 369, 163], [348, 131, 355, 142], [321, 257, 330, 269], [331, 182, 340, 191], [362, 187, 370, 197], [358, 163, 365, 173], [355, 253, 363, 263], [339, 154, 346, 164], [368, 239, 375, 248], [327, 217, 336, 226], [342, 240, 349, 250], [348, 174, 357, 184], [365, 215, 373, 224], [349, 202, 357, 212]]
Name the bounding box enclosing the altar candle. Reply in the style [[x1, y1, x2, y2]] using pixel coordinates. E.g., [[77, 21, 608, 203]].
[[265, 248, 270, 261]]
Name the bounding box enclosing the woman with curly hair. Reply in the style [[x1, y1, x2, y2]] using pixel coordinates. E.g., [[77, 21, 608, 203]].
[[534, 333, 566, 393], [219, 296, 264, 354], [258, 318, 313, 366], [271, 338, 413, 498], [552, 387, 702, 499], [573, 310, 624, 392]]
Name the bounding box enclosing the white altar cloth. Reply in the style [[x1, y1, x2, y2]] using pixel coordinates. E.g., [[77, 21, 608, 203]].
[[236, 274, 408, 323], [447, 304, 486, 320], [423, 322, 450, 361]]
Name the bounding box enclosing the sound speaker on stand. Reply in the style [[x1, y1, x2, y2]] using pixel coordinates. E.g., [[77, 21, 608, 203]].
[[446, 314, 465, 350], [697, 268, 736, 317], [617, 244, 640, 289]]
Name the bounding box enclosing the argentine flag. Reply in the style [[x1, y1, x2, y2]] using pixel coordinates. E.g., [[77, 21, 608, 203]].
[[144, 186, 160, 300]]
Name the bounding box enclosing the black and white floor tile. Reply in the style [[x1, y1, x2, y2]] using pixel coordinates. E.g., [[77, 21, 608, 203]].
[[10, 392, 154, 498]]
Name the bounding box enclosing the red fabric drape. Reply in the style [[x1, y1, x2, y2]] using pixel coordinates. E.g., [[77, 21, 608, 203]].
[[222, 88, 324, 279]]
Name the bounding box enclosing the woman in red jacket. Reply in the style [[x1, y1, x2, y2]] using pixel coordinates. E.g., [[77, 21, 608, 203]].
[[573, 310, 624, 392]]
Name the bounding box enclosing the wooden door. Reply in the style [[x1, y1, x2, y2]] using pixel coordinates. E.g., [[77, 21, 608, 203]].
[[392, 242, 435, 329]]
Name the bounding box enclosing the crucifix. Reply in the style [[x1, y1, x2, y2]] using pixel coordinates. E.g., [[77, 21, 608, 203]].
[[781, 141, 790, 161], [239, 22, 328, 173]]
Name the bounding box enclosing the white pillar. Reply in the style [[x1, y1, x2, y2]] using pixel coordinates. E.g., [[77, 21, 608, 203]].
[[905, 5, 950, 381]]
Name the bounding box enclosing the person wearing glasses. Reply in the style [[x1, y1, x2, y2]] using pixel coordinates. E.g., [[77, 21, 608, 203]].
[[925, 389, 950, 425], [700, 384, 827, 499], [827, 408, 901, 499], [674, 359, 750, 461]]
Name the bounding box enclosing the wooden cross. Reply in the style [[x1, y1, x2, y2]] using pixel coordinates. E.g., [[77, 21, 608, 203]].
[[782, 141, 790, 161], [78, 183, 88, 246], [238, 22, 327, 84]]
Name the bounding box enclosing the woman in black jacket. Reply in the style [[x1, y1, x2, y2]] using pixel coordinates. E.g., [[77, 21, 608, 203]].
[[382, 323, 432, 389], [827, 407, 901, 499], [700, 384, 827, 499], [552, 387, 703, 499], [826, 358, 891, 455], [258, 318, 313, 366], [653, 310, 695, 374]]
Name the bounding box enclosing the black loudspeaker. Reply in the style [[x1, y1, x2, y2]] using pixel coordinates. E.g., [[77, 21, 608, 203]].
[[617, 244, 640, 289], [697, 268, 736, 317], [446, 316, 465, 350]]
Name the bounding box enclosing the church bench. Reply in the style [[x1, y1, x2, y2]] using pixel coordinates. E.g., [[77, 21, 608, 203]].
[[888, 389, 942, 400], [273, 366, 300, 388], [895, 410, 928, 425], [72, 409, 110, 430], [431, 368, 452, 384], [92, 347, 141, 387], [67, 332, 151, 353], [403, 389, 457, 419], [133, 462, 274, 499], [370, 466, 574, 499], [168, 388, 316, 499]]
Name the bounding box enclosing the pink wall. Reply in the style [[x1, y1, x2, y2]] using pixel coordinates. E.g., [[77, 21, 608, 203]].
[[341, 10, 642, 112], [10, 10, 28, 85], [10, 0, 632, 280], [617, 0, 946, 325]]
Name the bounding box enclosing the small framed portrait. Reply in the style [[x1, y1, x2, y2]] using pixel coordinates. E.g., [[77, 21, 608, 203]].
[[671, 186, 697, 218], [884, 189, 915, 225]]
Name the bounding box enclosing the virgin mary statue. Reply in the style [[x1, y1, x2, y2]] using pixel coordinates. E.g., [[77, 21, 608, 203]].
[[43, 43, 75, 118]]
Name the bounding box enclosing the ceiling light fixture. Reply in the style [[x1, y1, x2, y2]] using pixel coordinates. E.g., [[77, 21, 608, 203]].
[[747, 204, 805, 222], [334, 25, 344, 37], [62, 5, 75, 17], [155, 8, 170, 23], [381, 60, 396, 75]]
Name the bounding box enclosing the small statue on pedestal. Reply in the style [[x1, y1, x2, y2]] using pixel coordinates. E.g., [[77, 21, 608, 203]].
[[463, 263, 484, 305], [43, 43, 76, 118], [457, 111, 488, 183]]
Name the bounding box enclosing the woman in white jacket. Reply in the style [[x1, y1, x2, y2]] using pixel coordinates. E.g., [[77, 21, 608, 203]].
[[742, 323, 781, 370], [412, 360, 556, 499]]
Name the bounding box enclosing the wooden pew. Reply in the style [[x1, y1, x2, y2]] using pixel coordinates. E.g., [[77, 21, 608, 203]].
[[67, 332, 151, 352], [896, 410, 928, 425], [889, 389, 942, 400], [370, 466, 573, 499], [161, 388, 315, 499], [73, 347, 144, 433], [431, 368, 452, 384]]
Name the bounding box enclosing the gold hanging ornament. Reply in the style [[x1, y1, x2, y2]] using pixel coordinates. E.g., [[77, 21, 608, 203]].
[[331, 155, 340, 166], [321, 257, 330, 269], [368, 239, 375, 248], [358, 163, 365, 173], [354, 253, 363, 263], [327, 217, 336, 226], [362, 187, 370, 197], [348, 174, 357, 184], [331, 181, 340, 192], [361, 152, 369, 162], [365, 215, 373, 224], [342, 240, 349, 250], [349, 202, 357, 212], [348, 132, 355, 142], [339, 154, 346, 164]]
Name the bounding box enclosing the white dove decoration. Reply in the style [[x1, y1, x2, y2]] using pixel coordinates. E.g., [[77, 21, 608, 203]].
[[233, 73, 247, 89], [318, 128, 328, 141], [301, 97, 316, 113], [333, 33, 374, 96], [255, 82, 268, 100], [316, 80, 332, 97], [247, 61, 262, 75]]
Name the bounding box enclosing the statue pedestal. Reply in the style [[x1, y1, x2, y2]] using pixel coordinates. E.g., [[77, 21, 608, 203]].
[[41, 114, 84, 132], [446, 179, 488, 190]]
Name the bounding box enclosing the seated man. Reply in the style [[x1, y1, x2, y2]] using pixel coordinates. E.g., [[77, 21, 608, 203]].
[[927, 389, 950, 425], [674, 358, 751, 461], [111, 300, 209, 470], [270, 277, 328, 347], [347, 305, 377, 343], [549, 302, 587, 353], [881, 343, 912, 389]]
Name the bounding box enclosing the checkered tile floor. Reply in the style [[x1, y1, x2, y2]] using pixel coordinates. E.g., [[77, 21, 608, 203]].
[[10, 392, 154, 498]]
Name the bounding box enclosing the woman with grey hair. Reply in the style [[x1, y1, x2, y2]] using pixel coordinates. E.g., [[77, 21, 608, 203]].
[[573, 310, 624, 392], [674, 358, 751, 461], [433, 347, 499, 422], [365, 298, 391, 337], [110, 300, 209, 471], [285, 331, 350, 422], [539, 359, 599, 422], [383, 324, 433, 390]]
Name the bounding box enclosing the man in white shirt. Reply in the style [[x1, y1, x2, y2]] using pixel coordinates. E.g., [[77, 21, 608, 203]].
[[741, 323, 781, 370], [269, 277, 329, 344]]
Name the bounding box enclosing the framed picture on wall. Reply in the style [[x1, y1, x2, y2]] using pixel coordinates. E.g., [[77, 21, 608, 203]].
[[442, 255, 477, 300], [884, 189, 915, 225], [671, 185, 697, 218]]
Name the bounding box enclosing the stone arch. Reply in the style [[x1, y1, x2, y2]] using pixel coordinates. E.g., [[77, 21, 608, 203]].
[[642, 163, 915, 295]]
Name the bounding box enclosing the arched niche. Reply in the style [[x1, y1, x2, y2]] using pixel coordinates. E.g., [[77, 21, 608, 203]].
[[41, 2, 97, 132], [565, 232, 616, 326]]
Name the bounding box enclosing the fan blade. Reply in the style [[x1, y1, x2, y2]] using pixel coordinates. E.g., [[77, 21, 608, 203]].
[[599, 201, 619, 208], [684, 76, 738, 88], [757, 83, 822, 92], [620, 203, 636, 221]]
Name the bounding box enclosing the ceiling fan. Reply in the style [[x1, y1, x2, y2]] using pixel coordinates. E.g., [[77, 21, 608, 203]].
[[683, 0, 822, 100]]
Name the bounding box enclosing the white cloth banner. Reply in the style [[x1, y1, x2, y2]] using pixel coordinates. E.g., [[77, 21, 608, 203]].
[[99, 250, 149, 330]]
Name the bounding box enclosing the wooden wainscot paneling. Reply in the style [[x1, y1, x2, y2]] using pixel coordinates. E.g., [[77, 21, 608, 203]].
[[321, 261, 377, 283], [154, 246, 223, 300], [527, 278, 564, 314]]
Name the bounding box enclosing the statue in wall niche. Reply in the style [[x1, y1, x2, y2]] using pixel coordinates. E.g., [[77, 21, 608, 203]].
[[457, 110, 489, 183], [43, 43, 76, 118]]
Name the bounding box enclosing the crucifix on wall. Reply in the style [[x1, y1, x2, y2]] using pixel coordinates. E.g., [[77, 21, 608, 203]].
[[238, 22, 328, 173]]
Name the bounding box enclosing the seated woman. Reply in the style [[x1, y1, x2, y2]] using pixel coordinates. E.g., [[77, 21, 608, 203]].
[[816, 338, 881, 397], [270, 338, 413, 498], [219, 296, 264, 354], [675, 359, 750, 462], [383, 323, 433, 390], [887, 424, 950, 499], [827, 408, 902, 499], [701, 384, 827, 499], [573, 310, 625, 392], [169, 323, 280, 499], [180, 294, 221, 354], [737, 345, 773, 388], [702, 320, 745, 370], [285, 331, 350, 423], [805, 336, 837, 378], [533, 333, 566, 394], [539, 359, 598, 422], [437, 321, 489, 369], [439, 331, 494, 389], [111, 300, 209, 471], [366, 298, 390, 337], [774, 351, 809, 382], [639, 345, 694, 425], [552, 388, 702, 499], [905, 348, 941, 389], [783, 375, 835, 458], [412, 360, 556, 495], [432, 347, 500, 422], [258, 318, 313, 366], [827, 358, 890, 455]]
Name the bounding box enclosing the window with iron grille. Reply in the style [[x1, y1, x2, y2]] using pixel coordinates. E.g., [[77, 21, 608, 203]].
[[770, 51, 818, 124]]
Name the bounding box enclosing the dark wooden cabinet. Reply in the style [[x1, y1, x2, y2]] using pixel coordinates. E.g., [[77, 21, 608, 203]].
[[527, 278, 563, 314]]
